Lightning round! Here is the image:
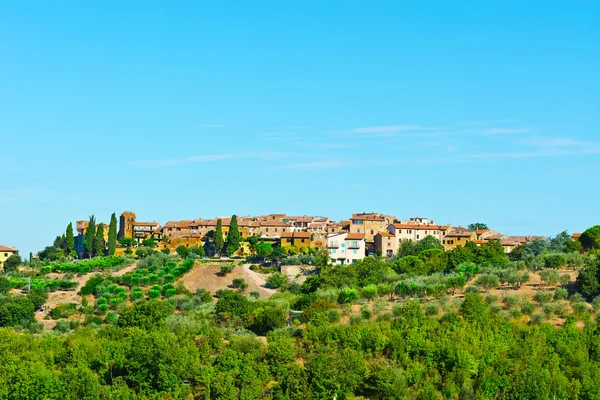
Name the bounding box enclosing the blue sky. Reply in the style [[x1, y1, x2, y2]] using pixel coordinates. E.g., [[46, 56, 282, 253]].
[[1, 1, 599, 256]]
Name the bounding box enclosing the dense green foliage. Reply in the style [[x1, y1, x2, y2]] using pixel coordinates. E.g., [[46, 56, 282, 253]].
[[226, 215, 241, 256], [84, 215, 96, 258], [214, 219, 225, 256], [580, 225, 600, 250], [65, 222, 75, 255], [108, 213, 118, 256]]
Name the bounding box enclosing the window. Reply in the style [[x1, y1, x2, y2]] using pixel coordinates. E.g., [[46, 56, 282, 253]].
[[417, 235, 420, 239], [425, 231, 428, 234], [275, 228, 278, 232], [370, 230, 374, 235], [353, 250, 357, 254], [4, 253, 7, 257], [399, 229, 402, 234], [266, 228, 269, 232], [301, 239, 305, 243], [434, 231, 437, 234], [353, 220, 363, 225], [341, 249, 345, 254], [341, 243, 345, 248], [352, 241, 357, 247], [332, 249, 336, 254]]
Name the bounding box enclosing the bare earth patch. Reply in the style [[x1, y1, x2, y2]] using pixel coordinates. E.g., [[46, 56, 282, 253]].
[[180, 263, 276, 298]]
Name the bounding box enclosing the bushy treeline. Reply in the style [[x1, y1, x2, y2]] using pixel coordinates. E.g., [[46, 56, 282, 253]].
[[39, 256, 127, 275], [2, 295, 600, 399]]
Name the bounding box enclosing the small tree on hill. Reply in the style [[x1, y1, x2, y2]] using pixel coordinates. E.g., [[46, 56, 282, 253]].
[[65, 222, 75, 256], [226, 215, 241, 256], [94, 223, 105, 257], [84, 215, 96, 258], [107, 213, 118, 256], [214, 219, 225, 256]]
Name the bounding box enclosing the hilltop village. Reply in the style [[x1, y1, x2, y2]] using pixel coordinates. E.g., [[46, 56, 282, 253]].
[[62, 211, 553, 263]]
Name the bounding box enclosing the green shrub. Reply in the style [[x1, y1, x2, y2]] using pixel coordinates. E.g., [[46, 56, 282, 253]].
[[521, 301, 535, 315], [266, 273, 287, 289], [360, 306, 372, 320], [554, 287, 569, 300], [502, 294, 519, 309]]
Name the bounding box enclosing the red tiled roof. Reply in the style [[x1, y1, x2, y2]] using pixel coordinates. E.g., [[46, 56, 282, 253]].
[[294, 232, 311, 238], [0, 245, 17, 252], [352, 213, 385, 221], [346, 233, 365, 240], [133, 221, 158, 227], [572, 233, 581, 239], [391, 223, 447, 230], [281, 232, 293, 238], [377, 231, 395, 237], [260, 220, 292, 227]]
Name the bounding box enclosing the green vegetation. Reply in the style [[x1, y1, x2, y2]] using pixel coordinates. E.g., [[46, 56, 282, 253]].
[[214, 218, 225, 256], [84, 215, 96, 258], [226, 214, 241, 256], [108, 213, 118, 256]]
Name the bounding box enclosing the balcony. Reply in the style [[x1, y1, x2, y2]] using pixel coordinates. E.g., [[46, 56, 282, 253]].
[[327, 241, 340, 248], [346, 241, 360, 249]]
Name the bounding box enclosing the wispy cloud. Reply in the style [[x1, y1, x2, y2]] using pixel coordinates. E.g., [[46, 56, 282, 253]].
[[130, 154, 239, 168], [270, 161, 350, 170], [481, 127, 532, 135], [332, 125, 441, 136], [190, 124, 228, 128]]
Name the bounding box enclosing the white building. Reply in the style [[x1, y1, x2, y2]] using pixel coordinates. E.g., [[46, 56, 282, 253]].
[[327, 232, 366, 265]]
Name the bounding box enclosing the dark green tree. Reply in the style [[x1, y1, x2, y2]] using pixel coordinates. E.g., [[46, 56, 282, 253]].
[[415, 235, 443, 253], [93, 223, 105, 257], [84, 215, 96, 258], [3, 254, 21, 273], [27, 287, 48, 310], [107, 213, 118, 256], [580, 225, 600, 250], [226, 215, 241, 256], [467, 222, 488, 231], [65, 222, 75, 256], [214, 219, 225, 256], [176, 245, 190, 258]]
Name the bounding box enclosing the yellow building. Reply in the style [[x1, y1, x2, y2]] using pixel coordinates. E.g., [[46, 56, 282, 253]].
[[350, 213, 395, 243], [0, 245, 18, 267], [443, 229, 477, 251], [119, 211, 136, 239]]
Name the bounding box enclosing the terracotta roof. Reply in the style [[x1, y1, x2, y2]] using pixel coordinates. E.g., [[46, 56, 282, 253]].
[[164, 220, 193, 229], [281, 232, 294, 238], [133, 221, 158, 227], [572, 233, 581, 239], [260, 220, 292, 227], [501, 240, 519, 246], [475, 229, 490, 234], [377, 231, 395, 237], [0, 245, 17, 252], [352, 213, 385, 221], [445, 231, 474, 238], [345, 233, 365, 240], [473, 240, 487, 244], [294, 232, 311, 239], [391, 223, 446, 230]]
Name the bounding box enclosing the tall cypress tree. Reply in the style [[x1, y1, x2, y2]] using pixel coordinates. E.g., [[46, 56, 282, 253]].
[[94, 223, 105, 257], [84, 215, 96, 258], [214, 219, 224, 256], [65, 222, 75, 256], [226, 215, 241, 256], [108, 213, 117, 256]]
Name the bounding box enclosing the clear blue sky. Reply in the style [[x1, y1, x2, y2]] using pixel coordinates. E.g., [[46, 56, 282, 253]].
[[1, 1, 599, 256]]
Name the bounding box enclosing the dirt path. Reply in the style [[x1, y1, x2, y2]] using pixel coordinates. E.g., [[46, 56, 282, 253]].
[[181, 263, 276, 298]]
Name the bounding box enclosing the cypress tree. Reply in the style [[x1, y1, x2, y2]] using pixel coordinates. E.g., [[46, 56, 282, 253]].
[[214, 219, 224, 256], [84, 215, 96, 258], [226, 215, 241, 256], [65, 222, 75, 256], [108, 213, 117, 256], [94, 223, 105, 257]]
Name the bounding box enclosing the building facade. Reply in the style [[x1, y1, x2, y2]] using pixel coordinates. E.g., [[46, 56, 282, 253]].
[[327, 232, 366, 265]]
